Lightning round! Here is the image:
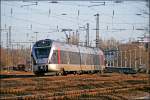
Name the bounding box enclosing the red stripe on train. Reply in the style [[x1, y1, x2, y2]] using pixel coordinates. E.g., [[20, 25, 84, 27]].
[[57, 48, 61, 64]]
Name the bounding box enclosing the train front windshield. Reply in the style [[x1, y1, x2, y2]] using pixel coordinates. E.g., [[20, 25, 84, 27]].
[[34, 39, 52, 59], [35, 47, 51, 59]]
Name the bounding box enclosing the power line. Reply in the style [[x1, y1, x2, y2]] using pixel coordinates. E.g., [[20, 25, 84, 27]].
[[2, 14, 147, 32], [2, 1, 148, 39], [3, 2, 148, 26], [2, 14, 57, 29]]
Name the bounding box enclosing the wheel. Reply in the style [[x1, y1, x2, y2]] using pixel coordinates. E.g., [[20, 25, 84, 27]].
[[56, 68, 66, 76], [73, 71, 77, 75], [90, 70, 95, 74], [56, 71, 64, 76], [77, 70, 83, 75]]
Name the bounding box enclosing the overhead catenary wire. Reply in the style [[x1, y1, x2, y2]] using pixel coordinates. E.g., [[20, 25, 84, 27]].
[[2, 14, 57, 30], [3, 2, 147, 26], [2, 14, 147, 36], [2, 2, 79, 26], [2, 1, 148, 43]]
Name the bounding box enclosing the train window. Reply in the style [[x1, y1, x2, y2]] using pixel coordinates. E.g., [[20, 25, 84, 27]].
[[84, 54, 87, 65], [96, 55, 100, 65], [75, 52, 80, 64], [50, 50, 101, 65], [69, 52, 73, 64], [60, 51, 64, 64], [60, 51, 68, 64], [97, 55, 100, 65], [86, 54, 91, 65], [93, 54, 100, 65], [70, 52, 80, 64], [90, 54, 94, 65], [80, 53, 88, 65], [35, 47, 51, 59], [81, 53, 84, 65]]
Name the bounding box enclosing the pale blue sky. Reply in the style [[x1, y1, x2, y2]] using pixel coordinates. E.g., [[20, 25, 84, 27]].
[[1, 1, 149, 47]]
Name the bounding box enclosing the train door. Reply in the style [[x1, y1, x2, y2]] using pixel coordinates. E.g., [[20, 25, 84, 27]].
[[99, 54, 104, 71], [100, 55, 104, 66], [78, 47, 82, 71]]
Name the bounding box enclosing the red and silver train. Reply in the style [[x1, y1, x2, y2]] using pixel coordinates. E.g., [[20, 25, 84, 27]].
[[31, 39, 105, 75]]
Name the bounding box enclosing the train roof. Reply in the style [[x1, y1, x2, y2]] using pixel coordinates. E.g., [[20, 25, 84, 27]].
[[52, 40, 104, 55], [34, 39, 104, 55]]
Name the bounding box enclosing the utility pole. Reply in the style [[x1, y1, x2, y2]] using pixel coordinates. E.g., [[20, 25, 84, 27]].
[[129, 50, 132, 68], [9, 26, 12, 67], [117, 50, 119, 67], [11, 44, 14, 67], [109, 51, 112, 67], [29, 43, 32, 70], [9, 26, 11, 48], [134, 49, 137, 70], [6, 32, 9, 67], [144, 42, 149, 74], [62, 29, 72, 44], [34, 32, 38, 42], [112, 51, 115, 67], [125, 50, 127, 67], [76, 30, 79, 45], [86, 23, 89, 46], [120, 51, 122, 67], [95, 14, 99, 47], [139, 47, 142, 65]]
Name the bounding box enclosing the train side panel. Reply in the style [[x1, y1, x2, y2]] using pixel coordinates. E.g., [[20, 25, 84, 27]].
[[47, 42, 105, 72]]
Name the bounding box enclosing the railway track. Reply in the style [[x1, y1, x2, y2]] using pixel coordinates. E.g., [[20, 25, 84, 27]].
[[0, 73, 149, 100], [0, 84, 149, 100]]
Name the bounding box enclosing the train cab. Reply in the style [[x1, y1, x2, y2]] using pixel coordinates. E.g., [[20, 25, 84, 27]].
[[31, 39, 52, 75]]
